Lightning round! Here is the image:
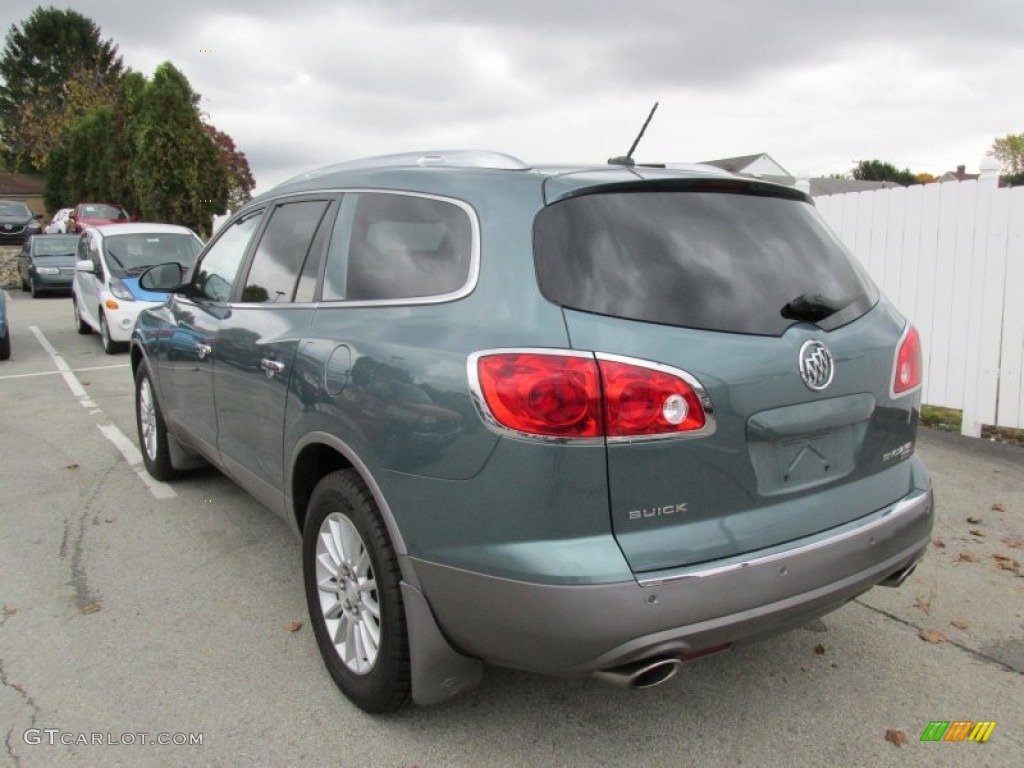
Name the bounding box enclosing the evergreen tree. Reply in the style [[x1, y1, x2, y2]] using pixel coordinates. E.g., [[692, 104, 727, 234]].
[[0, 7, 123, 171], [132, 62, 226, 234]]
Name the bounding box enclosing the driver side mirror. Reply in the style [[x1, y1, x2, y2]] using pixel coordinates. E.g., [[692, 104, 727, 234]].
[[75, 259, 95, 273], [139, 262, 186, 293]]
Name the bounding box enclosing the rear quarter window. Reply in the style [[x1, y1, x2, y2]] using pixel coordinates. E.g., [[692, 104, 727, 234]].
[[323, 192, 474, 302], [534, 190, 878, 336]]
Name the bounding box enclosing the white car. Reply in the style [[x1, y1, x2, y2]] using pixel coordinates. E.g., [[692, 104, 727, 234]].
[[44, 208, 73, 234], [72, 223, 204, 353]]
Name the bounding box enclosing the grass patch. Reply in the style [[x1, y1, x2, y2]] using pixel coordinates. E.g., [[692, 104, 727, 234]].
[[920, 405, 1024, 446]]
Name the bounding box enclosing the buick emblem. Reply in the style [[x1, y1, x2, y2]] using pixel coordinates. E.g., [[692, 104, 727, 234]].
[[799, 340, 834, 391], [3, 224, 10, 230]]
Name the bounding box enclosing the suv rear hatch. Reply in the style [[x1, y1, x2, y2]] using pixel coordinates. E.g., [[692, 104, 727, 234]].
[[533, 177, 921, 574]]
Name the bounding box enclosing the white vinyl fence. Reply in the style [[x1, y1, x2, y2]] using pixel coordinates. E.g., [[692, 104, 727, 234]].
[[815, 174, 1024, 436]]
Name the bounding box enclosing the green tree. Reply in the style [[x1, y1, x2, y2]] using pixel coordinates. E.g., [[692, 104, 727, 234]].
[[990, 133, 1024, 176], [852, 160, 920, 186], [0, 7, 123, 171], [131, 62, 226, 234]]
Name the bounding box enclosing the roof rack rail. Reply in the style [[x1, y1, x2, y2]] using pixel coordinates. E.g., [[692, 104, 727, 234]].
[[287, 150, 530, 183]]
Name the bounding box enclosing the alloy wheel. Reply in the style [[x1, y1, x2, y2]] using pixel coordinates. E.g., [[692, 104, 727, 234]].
[[314, 512, 381, 674]]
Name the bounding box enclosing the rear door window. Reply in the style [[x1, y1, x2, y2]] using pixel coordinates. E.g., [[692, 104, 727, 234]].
[[534, 189, 878, 336], [240, 199, 330, 303]]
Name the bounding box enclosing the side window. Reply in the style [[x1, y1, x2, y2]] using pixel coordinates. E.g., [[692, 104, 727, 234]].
[[240, 200, 329, 303], [76, 235, 89, 262], [191, 211, 262, 302], [323, 193, 473, 302]]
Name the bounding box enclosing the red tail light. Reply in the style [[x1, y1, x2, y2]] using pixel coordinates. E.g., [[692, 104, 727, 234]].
[[892, 325, 922, 396], [474, 353, 602, 438], [470, 350, 712, 440]]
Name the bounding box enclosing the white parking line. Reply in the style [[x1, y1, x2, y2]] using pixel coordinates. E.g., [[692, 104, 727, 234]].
[[0, 363, 131, 381], [28, 325, 176, 500], [97, 423, 177, 500]]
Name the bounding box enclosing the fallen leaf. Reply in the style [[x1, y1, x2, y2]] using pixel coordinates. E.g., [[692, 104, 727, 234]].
[[814, 644, 827, 655], [1000, 534, 1024, 549], [969, 528, 985, 537], [951, 620, 969, 630], [65, 463, 79, 470], [993, 555, 1022, 575], [104, 517, 115, 523], [80, 603, 100, 615], [885, 729, 909, 747], [2, 606, 16, 616], [913, 597, 932, 614], [932, 537, 946, 549], [966, 515, 982, 524], [286, 621, 303, 633], [991, 502, 1007, 512], [955, 551, 978, 563], [918, 628, 945, 644]]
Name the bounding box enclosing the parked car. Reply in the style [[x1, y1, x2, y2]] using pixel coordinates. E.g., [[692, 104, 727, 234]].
[[44, 208, 73, 234], [73, 223, 203, 353], [130, 150, 933, 713], [18, 234, 79, 297], [67, 202, 130, 234], [0, 287, 9, 360], [0, 200, 43, 245]]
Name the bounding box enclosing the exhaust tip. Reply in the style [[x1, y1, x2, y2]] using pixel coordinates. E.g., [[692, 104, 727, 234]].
[[593, 657, 682, 689]]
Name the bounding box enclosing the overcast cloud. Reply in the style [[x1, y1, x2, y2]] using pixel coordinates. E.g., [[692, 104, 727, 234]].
[[2, 0, 1022, 192]]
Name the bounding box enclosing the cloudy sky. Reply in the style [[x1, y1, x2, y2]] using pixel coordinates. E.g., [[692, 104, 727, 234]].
[[3, 0, 1022, 193]]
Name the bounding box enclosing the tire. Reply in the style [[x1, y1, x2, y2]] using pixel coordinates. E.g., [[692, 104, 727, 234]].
[[0, 332, 10, 361], [20, 275, 29, 292], [135, 361, 181, 481], [99, 312, 121, 354], [73, 297, 91, 335], [303, 470, 410, 713], [30, 279, 40, 299]]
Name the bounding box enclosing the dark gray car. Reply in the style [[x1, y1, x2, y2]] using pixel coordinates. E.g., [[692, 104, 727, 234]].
[[130, 151, 933, 713], [0, 199, 43, 245], [19, 233, 79, 296]]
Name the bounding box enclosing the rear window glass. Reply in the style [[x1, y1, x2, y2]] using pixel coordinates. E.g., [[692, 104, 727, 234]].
[[534, 190, 878, 336]]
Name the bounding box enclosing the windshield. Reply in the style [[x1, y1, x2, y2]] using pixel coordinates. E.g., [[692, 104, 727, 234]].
[[33, 235, 79, 256], [0, 201, 31, 217], [81, 204, 128, 219], [534, 189, 879, 336], [104, 233, 203, 277]]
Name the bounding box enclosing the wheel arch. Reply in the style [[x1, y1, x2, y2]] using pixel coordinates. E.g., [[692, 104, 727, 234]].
[[289, 431, 483, 706]]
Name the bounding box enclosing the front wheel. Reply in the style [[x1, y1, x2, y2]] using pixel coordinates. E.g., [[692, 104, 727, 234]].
[[0, 332, 10, 361], [303, 470, 410, 713], [99, 312, 121, 354], [135, 362, 180, 481]]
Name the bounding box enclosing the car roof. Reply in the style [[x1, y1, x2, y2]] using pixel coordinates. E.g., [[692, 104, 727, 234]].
[[87, 223, 198, 237], [254, 149, 810, 206]]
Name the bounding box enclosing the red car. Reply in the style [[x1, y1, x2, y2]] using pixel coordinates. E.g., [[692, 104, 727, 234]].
[[67, 202, 130, 233]]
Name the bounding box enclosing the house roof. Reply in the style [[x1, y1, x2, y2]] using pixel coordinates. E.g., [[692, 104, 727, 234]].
[[699, 153, 768, 173], [0, 172, 45, 196], [809, 178, 902, 196], [699, 153, 795, 184]]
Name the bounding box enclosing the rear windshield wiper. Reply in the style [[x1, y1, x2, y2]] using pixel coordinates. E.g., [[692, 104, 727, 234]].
[[780, 293, 850, 323]]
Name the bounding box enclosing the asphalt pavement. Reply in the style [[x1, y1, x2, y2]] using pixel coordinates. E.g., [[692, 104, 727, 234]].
[[0, 289, 1021, 768]]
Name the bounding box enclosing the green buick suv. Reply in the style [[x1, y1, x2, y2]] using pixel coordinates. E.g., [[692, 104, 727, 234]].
[[130, 151, 933, 712]]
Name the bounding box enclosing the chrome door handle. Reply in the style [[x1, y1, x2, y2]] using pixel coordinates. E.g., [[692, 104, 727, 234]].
[[261, 359, 285, 378]]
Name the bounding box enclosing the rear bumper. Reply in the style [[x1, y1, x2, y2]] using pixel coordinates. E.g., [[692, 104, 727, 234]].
[[409, 484, 934, 676]]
